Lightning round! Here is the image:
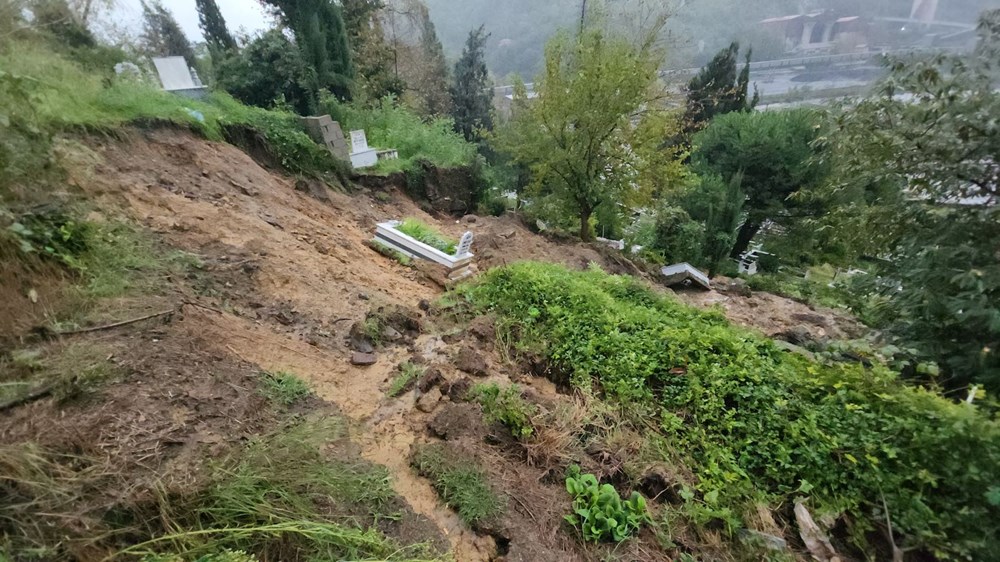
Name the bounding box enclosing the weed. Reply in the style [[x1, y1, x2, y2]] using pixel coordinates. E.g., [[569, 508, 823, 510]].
[[258, 371, 312, 406], [564, 465, 649, 542], [411, 443, 504, 526], [388, 362, 423, 397], [471, 383, 537, 439], [395, 218, 457, 255]]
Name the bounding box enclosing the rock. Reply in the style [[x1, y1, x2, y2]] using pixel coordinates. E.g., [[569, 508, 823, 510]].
[[230, 179, 258, 196], [347, 322, 376, 353], [409, 353, 428, 365], [428, 403, 482, 439], [294, 178, 331, 202], [454, 346, 488, 377], [418, 299, 431, 312], [417, 367, 444, 393], [351, 351, 378, 366], [273, 310, 297, 326], [448, 377, 473, 402], [359, 292, 370, 300], [462, 214, 478, 223], [382, 325, 402, 342], [777, 325, 817, 347], [791, 312, 829, 327], [719, 277, 752, 297], [416, 389, 442, 413], [772, 339, 817, 361]]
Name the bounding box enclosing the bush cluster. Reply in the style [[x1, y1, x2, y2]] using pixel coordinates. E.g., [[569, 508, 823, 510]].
[[460, 262, 1000, 559]]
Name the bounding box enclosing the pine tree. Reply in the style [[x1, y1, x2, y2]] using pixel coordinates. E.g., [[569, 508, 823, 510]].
[[418, 14, 450, 114], [262, 0, 354, 100], [140, 0, 197, 68], [684, 41, 758, 133], [196, 0, 236, 53], [450, 25, 492, 142]]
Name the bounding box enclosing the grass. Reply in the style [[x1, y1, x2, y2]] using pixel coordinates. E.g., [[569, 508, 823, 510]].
[[371, 240, 413, 266], [396, 218, 457, 255], [321, 94, 477, 174], [411, 443, 504, 526], [388, 362, 423, 397], [258, 371, 312, 406], [0, 343, 121, 405]]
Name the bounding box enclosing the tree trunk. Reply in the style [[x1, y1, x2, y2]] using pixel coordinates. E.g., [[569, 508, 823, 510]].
[[579, 207, 593, 242], [729, 220, 762, 259]]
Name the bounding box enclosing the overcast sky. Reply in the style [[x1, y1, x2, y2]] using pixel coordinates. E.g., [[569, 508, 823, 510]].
[[114, 0, 271, 42]]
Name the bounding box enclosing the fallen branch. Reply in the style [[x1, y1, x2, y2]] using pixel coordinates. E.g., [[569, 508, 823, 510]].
[[0, 385, 54, 412], [55, 309, 175, 335]]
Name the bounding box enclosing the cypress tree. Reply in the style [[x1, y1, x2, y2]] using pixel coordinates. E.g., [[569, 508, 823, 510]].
[[419, 14, 450, 114], [684, 41, 757, 133], [263, 0, 354, 99], [450, 25, 492, 142], [140, 0, 197, 68], [196, 0, 237, 53]]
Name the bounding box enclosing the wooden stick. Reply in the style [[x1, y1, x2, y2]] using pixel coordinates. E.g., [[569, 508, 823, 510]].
[[0, 385, 53, 412], [56, 309, 175, 335]]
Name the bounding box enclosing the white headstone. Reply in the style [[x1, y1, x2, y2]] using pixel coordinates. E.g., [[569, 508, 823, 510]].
[[151, 56, 196, 91], [455, 232, 474, 257], [350, 129, 369, 153]]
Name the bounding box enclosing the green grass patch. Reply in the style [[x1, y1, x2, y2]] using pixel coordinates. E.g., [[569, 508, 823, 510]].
[[458, 262, 1000, 559], [258, 371, 312, 406], [411, 443, 504, 526], [388, 362, 423, 397], [321, 95, 477, 174], [396, 218, 457, 255], [471, 383, 537, 439], [370, 240, 413, 266]]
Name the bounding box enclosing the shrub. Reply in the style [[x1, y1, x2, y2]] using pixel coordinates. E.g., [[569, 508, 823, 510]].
[[650, 206, 703, 264], [459, 262, 1000, 559], [471, 383, 537, 439], [564, 465, 649, 542], [396, 218, 457, 254]]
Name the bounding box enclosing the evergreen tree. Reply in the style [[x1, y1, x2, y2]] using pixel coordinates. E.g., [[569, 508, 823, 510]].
[[450, 25, 492, 142], [263, 0, 354, 99], [140, 0, 197, 68], [684, 41, 757, 133], [418, 13, 450, 114], [342, 0, 404, 101], [196, 0, 237, 53]]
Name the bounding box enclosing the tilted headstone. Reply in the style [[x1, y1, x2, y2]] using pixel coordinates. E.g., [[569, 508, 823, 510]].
[[350, 130, 369, 153], [455, 232, 474, 257]]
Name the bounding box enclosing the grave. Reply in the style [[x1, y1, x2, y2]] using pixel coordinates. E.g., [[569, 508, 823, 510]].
[[151, 56, 207, 99], [374, 221, 475, 280], [300, 115, 350, 161], [660, 262, 711, 290], [737, 248, 772, 275], [350, 129, 378, 169]]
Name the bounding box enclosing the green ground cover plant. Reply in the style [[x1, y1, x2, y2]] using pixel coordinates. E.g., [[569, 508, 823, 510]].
[[458, 261, 1000, 559], [388, 362, 423, 397], [471, 383, 537, 439], [396, 218, 457, 254], [564, 465, 649, 542], [258, 371, 312, 406], [411, 443, 504, 526]]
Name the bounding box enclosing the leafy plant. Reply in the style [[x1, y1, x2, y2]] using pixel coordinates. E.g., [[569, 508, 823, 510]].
[[387, 362, 423, 397], [395, 218, 457, 254], [258, 371, 312, 406], [564, 465, 649, 542], [471, 383, 536, 439]]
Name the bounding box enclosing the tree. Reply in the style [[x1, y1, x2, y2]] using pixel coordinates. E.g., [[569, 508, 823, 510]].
[[342, 0, 404, 101], [262, 0, 354, 99], [450, 25, 492, 142], [691, 109, 827, 258], [680, 173, 744, 277], [140, 0, 196, 68], [820, 9, 1000, 392], [416, 13, 450, 115], [684, 41, 757, 134], [196, 0, 236, 53], [497, 28, 665, 241], [215, 29, 317, 114]]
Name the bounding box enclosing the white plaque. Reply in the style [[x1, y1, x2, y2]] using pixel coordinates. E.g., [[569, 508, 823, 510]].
[[350, 129, 368, 153]]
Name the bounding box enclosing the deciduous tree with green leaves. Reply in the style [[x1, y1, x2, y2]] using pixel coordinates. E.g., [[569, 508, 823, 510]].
[[691, 109, 828, 258], [496, 27, 667, 241], [820, 9, 1000, 392]]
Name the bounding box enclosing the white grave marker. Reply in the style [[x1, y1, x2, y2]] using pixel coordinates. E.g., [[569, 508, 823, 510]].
[[350, 130, 369, 153], [455, 232, 474, 257]]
